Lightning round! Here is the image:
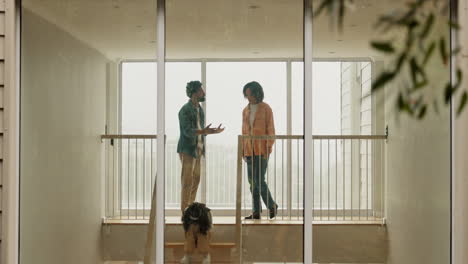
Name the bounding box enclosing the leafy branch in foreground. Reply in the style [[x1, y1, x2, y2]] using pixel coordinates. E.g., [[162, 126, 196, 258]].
[[314, 0, 466, 119]]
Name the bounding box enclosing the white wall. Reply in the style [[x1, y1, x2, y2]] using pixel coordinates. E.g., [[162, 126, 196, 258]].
[[384, 24, 451, 264], [20, 9, 107, 264]]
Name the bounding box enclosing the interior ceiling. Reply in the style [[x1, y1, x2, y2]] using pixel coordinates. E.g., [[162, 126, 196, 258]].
[[23, 0, 403, 60]]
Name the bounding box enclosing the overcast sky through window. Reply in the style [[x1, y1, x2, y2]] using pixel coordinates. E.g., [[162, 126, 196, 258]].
[[121, 61, 341, 141]]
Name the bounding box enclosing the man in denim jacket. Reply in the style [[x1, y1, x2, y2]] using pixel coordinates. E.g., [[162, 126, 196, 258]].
[[177, 81, 224, 212]]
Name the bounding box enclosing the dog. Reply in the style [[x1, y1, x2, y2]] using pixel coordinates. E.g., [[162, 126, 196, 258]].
[[180, 202, 213, 264]]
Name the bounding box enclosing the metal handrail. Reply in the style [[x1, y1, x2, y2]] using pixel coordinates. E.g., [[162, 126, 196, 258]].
[[101, 134, 386, 140], [312, 135, 386, 140], [238, 134, 386, 140]]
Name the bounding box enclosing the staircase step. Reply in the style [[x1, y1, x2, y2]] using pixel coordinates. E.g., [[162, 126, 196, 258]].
[[164, 242, 235, 263]]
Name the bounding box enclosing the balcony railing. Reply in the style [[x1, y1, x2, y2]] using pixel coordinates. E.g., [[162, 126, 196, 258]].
[[101, 134, 386, 222]]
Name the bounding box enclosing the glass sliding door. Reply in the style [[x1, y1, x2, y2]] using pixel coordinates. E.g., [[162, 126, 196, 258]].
[[311, 1, 451, 263], [20, 0, 157, 263], [165, 0, 304, 263]]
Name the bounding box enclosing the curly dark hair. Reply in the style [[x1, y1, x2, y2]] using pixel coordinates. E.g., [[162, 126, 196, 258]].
[[186, 80, 202, 98], [181, 202, 212, 235], [243, 81, 264, 102]]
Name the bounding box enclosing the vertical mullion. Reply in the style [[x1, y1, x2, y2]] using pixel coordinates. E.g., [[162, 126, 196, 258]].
[[155, 0, 166, 262], [201, 60, 207, 204], [304, 0, 314, 261]]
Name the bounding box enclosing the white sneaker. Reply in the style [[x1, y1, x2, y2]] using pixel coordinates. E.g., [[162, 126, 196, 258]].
[[180, 254, 191, 264], [201, 254, 211, 264]]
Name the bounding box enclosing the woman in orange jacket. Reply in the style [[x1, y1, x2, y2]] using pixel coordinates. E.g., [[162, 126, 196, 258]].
[[242, 81, 278, 220]]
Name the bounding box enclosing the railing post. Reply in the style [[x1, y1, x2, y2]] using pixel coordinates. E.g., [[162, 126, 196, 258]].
[[235, 135, 243, 263]]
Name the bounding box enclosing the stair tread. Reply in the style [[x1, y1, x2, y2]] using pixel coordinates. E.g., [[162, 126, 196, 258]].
[[165, 242, 235, 248]]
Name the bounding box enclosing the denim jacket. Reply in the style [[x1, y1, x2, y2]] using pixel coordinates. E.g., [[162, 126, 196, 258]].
[[177, 100, 205, 158]]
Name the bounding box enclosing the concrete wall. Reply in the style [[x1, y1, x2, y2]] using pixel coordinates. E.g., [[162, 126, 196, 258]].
[[384, 21, 451, 264], [20, 9, 107, 264]]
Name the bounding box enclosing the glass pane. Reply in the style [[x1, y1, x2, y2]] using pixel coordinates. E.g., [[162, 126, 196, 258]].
[[312, 1, 451, 263], [20, 0, 157, 263], [205, 62, 286, 209], [165, 62, 202, 210], [122, 62, 157, 134], [166, 1, 303, 263]]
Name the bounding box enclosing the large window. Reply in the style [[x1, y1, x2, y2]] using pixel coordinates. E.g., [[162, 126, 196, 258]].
[[119, 60, 373, 212]]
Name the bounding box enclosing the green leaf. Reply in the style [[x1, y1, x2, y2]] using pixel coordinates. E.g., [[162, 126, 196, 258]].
[[397, 93, 406, 111], [338, 0, 345, 30], [422, 42, 436, 66], [420, 13, 434, 40], [443, 70, 462, 104], [449, 21, 461, 30], [413, 80, 428, 91], [455, 68, 463, 89], [439, 37, 448, 65], [395, 53, 407, 73], [417, 105, 427, 119], [409, 57, 418, 85], [371, 41, 396, 53], [372, 71, 396, 91], [445, 83, 453, 104], [457, 91, 468, 116], [313, 0, 333, 17], [409, 57, 426, 87]]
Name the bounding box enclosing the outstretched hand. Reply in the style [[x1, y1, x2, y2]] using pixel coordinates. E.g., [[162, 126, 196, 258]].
[[204, 123, 225, 134]]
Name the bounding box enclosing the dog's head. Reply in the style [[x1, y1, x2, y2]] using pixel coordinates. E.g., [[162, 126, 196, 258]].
[[182, 202, 212, 235]]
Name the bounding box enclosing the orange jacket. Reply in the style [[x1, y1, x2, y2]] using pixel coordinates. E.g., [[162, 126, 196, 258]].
[[242, 102, 275, 157]]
